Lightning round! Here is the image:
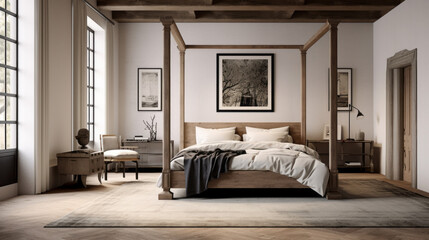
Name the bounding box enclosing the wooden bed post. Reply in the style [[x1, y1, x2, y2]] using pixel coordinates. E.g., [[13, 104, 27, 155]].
[[169, 22, 187, 150], [301, 49, 307, 144], [159, 17, 174, 200], [327, 20, 341, 199], [179, 50, 185, 150]]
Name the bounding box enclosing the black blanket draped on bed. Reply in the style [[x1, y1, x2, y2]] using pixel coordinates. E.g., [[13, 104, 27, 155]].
[[178, 148, 245, 196]]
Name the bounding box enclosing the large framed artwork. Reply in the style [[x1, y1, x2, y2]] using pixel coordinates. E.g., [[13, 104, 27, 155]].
[[329, 68, 352, 111], [137, 68, 162, 111], [217, 53, 274, 112]]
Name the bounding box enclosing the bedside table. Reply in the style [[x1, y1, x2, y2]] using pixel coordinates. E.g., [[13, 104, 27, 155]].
[[306, 140, 374, 172], [122, 140, 174, 168]]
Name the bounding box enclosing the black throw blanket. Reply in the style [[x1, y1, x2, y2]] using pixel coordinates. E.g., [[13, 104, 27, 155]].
[[178, 148, 245, 196]]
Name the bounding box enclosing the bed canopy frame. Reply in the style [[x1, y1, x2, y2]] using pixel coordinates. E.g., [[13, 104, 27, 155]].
[[158, 17, 341, 200]]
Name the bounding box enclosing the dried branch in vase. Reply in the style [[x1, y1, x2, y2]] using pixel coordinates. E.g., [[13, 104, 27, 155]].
[[143, 115, 157, 141]]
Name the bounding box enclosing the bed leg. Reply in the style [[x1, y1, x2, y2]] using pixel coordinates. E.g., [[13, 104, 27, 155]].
[[158, 190, 173, 200], [158, 171, 174, 200], [326, 171, 342, 199]]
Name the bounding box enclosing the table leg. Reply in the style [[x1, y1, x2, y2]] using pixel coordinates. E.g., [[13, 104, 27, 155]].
[[105, 162, 109, 180], [75, 175, 87, 188], [362, 142, 365, 172], [122, 162, 126, 178], [370, 141, 374, 173], [98, 172, 102, 184], [134, 161, 139, 180]]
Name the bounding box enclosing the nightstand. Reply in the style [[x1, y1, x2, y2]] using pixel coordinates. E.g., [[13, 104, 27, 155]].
[[306, 140, 374, 172], [122, 140, 174, 168]]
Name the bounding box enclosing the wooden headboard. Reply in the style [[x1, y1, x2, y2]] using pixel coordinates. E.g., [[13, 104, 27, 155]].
[[184, 122, 302, 148]]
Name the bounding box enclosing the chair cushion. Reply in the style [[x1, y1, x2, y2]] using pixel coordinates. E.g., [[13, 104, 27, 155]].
[[104, 149, 139, 159]]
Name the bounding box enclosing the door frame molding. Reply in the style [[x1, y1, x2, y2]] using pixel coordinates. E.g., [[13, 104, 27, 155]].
[[386, 49, 417, 188]]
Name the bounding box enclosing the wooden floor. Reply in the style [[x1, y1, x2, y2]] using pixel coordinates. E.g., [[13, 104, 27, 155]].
[[0, 172, 428, 240]]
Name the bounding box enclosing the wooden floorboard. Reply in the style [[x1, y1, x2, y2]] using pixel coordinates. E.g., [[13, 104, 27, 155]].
[[0, 172, 428, 240]]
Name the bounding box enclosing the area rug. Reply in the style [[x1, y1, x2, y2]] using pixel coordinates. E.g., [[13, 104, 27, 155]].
[[45, 176, 429, 228]]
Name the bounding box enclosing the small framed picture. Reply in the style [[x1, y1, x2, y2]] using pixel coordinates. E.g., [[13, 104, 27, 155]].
[[328, 68, 352, 111], [323, 124, 342, 140], [137, 68, 162, 111]]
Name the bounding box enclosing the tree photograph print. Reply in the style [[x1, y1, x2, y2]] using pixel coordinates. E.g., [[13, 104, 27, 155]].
[[217, 54, 274, 112]]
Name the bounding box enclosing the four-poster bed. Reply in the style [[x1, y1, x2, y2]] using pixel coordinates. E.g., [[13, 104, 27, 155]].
[[158, 17, 340, 200]]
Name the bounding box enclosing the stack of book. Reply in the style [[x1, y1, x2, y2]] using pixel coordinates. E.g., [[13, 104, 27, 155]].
[[345, 162, 361, 167]]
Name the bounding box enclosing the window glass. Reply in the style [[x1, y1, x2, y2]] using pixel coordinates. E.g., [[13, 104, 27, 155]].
[[0, 39, 5, 64], [6, 96, 16, 121], [6, 69, 16, 94], [0, 67, 5, 92], [6, 123, 16, 149], [6, 0, 16, 14], [6, 14, 16, 40], [6, 41, 16, 67], [0, 96, 5, 121], [0, 124, 4, 150], [87, 27, 95, 142], [0, 11, 5, 36], [0, 0, 17, 151]]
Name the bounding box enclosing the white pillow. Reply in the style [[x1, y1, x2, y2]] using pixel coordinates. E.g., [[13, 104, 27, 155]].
[[244, 131, 287, 142], [245, 126, 289, 135], [195, 127, 236, 144], [243, 133, 293, 143], [245, 126, 290, 142]]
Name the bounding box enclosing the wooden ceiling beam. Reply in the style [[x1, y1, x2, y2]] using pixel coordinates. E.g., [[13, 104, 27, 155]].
[[100, 4, 396, 12], [112, 11, 380, 23], [99, 0, 402, 23], [186, 45, 303, 49], [113, 11, 196, 22]]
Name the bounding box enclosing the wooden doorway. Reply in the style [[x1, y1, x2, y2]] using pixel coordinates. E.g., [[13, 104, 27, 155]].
[[386, 49, 417, 188], [402, 66, 412, 184]]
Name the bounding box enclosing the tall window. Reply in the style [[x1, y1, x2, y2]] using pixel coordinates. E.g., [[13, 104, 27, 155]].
[[0, 0, 17, 151], [86, 27, 94, 142]]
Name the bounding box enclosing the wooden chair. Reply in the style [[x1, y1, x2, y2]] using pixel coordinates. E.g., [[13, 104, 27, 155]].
[[100, 135, 139, 180]]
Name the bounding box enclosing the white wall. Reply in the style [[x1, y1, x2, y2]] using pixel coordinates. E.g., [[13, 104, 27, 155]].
[[118, 23, 374, 152], [16, 0, 36, 196], [373, 0, 429, 192], [46, 0, 74, 189]]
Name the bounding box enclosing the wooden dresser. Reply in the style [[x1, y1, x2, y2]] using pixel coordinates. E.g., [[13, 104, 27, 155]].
[[122, 140, 174, 168]]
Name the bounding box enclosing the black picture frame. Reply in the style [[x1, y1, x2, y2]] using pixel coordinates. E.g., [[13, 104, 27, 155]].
[[328, 68, 352, 111], [216, 53, 274, 112], [137, 68, 162, 111]]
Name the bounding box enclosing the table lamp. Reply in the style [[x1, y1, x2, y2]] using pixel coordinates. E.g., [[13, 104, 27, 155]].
[[347, 104, 364, 141]]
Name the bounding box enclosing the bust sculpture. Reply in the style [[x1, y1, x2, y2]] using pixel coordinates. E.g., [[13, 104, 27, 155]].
[[75, 128, 89, 149]]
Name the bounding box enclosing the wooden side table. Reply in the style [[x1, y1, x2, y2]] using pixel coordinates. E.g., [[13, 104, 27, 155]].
[[57, 150, 104, 187], [306, 140, 374, 172], [122, 140, 174, 168]]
